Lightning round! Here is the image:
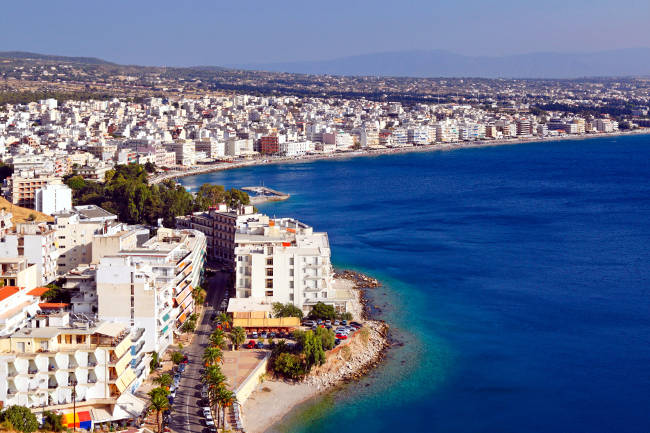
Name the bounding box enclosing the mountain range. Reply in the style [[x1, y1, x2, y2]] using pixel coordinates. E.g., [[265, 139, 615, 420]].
[[2, 48, 649, 79], [233, 48, 650, 79]]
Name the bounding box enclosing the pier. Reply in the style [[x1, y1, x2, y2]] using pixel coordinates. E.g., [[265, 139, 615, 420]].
[[241, 186, 291, 204]]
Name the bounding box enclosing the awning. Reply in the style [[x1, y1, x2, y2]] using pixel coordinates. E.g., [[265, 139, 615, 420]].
[[115, 392, 147, 418], [91, 407, 113, 423]]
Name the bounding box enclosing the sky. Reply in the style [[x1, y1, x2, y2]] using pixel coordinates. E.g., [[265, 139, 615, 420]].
[[1, 0, 649, 66]]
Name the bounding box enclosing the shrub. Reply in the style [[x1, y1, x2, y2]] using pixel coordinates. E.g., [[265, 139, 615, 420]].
[[1, 405, 39, 433], [273, 353, 305, 379]]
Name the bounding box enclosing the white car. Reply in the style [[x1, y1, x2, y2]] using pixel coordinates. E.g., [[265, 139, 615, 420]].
[[205, 419, 214, 427]]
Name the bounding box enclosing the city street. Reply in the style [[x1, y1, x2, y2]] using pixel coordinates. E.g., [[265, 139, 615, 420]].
[[167, 271, 229, 433]]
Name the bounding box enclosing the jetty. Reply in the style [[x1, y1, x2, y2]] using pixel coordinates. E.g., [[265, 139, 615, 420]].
[[241, 186, 290, 204]]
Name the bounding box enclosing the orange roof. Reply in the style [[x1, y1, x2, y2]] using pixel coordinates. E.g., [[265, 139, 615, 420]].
[[27, 287, 50, 297], [0, 286, 21, 302], [39, 302, 69, 309]]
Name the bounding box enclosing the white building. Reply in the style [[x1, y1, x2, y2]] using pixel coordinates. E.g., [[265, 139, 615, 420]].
[[234, 216, 345, 313], [0, 312, 146, 420], [96, 228, 206, 354], [35, 184, 72, 215], [0, 223, 60, 285], [279, 141, 314, 157]]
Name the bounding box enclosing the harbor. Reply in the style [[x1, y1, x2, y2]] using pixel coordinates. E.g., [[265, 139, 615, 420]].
[[241, 186, 291, 204]]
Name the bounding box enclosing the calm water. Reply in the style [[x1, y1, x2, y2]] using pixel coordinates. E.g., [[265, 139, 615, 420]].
[[180, 136, 650, 433]]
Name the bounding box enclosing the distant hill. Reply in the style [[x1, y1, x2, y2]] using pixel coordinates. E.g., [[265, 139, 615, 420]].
[[234, 48, 650, 79], [0, 51, 113, 65]]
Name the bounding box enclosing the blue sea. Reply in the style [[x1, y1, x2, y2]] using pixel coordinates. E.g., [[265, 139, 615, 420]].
[[180, 135, 650, 433]]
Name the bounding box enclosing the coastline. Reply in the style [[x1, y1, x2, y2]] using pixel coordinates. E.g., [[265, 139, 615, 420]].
[[240, 271, 389, 433], [155, 128, 650, 186]]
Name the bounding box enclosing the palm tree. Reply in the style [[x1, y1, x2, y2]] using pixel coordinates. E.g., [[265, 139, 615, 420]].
[[202, 367, 227, 428], [148, 387, 170, 433], [202, 346, 223, 366], [153, 373, 172, 389], [217, 312, 232, 330], [209, 328, 226, 349], [229, 326, 246, 350], [217, 387, 236, 430], [192, 286, 206, 305]]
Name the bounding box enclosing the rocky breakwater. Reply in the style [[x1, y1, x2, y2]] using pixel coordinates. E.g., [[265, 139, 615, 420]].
[[305, 320, 389, 390]]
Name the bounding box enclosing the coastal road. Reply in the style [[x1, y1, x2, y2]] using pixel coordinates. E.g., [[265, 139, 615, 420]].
[[168, 271, 229, 433]]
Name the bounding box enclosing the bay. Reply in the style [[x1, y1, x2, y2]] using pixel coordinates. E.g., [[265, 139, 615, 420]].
[[179, 135, 650, 433]]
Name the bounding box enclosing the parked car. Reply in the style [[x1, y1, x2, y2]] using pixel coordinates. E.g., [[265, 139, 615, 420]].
[[182, 355, 189, 364], [255, 341, 264, 349], [351, 321, 363, 328], [341, 320, 348, 326], [178, 364, 186, 373], [205, 419, 215, 427], [316, 319, 323, 325], [245, 340, 256, 349], [325, 320, 332, 326], [268, 332, 276, 338], [260, 332, 268, 339], [334, 339, 342, 346], [336, 333, 348, 340], [302, 320, 315, 327], [251, 331, 258, 339]]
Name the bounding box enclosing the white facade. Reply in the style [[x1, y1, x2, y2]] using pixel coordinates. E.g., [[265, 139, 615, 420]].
[[234, 216, 344, 312], [35, 184, 72, 216], [279, 141, 314, 157]]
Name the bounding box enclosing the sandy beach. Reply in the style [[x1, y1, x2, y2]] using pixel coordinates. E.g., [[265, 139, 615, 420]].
[[240, 274, 388, 433], [151, 128, 650, 186]]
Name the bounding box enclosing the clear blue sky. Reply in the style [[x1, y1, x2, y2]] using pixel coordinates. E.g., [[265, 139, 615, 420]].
[[1, 0, 648, 66]]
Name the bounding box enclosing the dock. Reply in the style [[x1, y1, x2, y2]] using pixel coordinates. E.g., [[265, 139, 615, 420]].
[[241, 186, 290, 204]]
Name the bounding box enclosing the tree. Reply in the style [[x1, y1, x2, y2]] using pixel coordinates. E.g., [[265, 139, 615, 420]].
[[144, 161, 156, 173], [209, 328, 227, 349], [216, 312, 232, 330], [66, 175, 86, 190], [272, 302, 304, 319], [203, 346, 223, 366], [216, 388, 236, 430], [273, 353, 305, 380], [171, 351, 185, 366], [229, 326, 246, 350], [315, 326, 336, 350], [150, 351, 160, 372], [148, 388, 170, 433], [308, 302, 337, 320], [153, 373, 172, 388], [302, 330, 326, 368], [338, 312, 353, 321], [181, 319, 196, 333], [1, 406, 39, 433], [192, 286, 206, 305], [41, 411, 64, 432]]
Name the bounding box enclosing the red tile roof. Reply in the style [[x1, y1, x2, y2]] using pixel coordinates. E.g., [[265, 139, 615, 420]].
[[0, 286, 21, 302], [27, 287, 50, 297], [38, 302, 69, 309]]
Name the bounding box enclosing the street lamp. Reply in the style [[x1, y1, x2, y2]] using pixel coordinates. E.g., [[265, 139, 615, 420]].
[[71, 378, 78, 432]]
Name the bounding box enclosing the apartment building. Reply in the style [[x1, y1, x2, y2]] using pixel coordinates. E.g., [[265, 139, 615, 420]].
[[3, 173, 64, 208], [0, 223, 60, 285], [165, 140, 196, 166], [176, 204, 257, 267], [0, 285, 47, 336], [96, 228, 206, 353], [195, 139, 225, 159], [259, 135, 280, 155], [234, 216, 344, 313], [35, 184, 72, 215], [53, 205, 119, 275], [279, 141, 314, 157], [0, 312, 146, 423]]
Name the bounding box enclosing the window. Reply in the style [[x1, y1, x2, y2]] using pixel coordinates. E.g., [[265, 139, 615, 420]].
[[266, 258, 273, 266], [266, 268, 273, 277], [289, 281, 294, 289], [265, 290, 273, 297], [265, 279, 273, 289]]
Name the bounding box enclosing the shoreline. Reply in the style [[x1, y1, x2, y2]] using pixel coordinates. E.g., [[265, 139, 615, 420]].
[[240, 271, 389, 433], [153, 128, 650, 186]]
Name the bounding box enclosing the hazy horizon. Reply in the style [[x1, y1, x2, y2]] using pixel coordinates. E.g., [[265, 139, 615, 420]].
[[1, 0, 649, 67]]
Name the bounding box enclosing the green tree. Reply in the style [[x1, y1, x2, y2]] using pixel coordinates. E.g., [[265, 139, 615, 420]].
[[150, 351, 160, 372], [1, 406, 39, 433], [315, 326, 336, 350], [144, 161, 156, 173], [209, 328, 227, 349], [302, 330, 326, 368], [148, 388, 170, 433], [181, 319, 196, 333], [338, 312, 353, 321], [203, 346, 223, 366], [216, 312, 232, 330], [41, 411, 64, 432], [272, 302, 304, 319], [170, 351, 185, 366], [273, 353, 305, 379], [65, 175, 86, 190], [192, 286, 206, 305], [193, 184, 226, 211], [308, 302, 337, 320], [153, 373, 173, 388], [229, 326, 246, 350]]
